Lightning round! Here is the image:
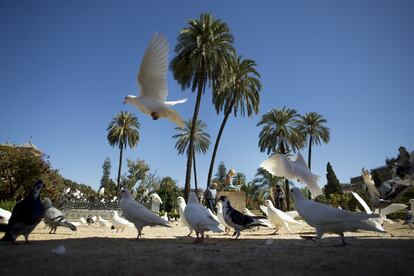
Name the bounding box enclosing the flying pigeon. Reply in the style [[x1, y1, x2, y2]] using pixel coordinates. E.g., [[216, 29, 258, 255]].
[[216, 202, 232, 235], [219, 196, 271, 239], [1, 180, 45, 243], [362, 168, 411, 208], [43, 198, 77, 234], [261, 153, 323, 197], [184, 192, 223, 243], [123, 33, 187, 128], [111, 210, 132, 233], [351, 191, 407, 225], [177, 196, 193, 237], [119, 188, 171, 239], [290, 187, 385, 246], [265, 200, 300, 234]]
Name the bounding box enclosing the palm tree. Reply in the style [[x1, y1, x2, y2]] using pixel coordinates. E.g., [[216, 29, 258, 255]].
[[296, 112, 330, 170], [170, 13, 235, 200], [107, 111, 140, 191], [257, 107, 304, 209], [296, 112, 330, 198], [172, 119, 210, 191], [206, 55, 261, 188]]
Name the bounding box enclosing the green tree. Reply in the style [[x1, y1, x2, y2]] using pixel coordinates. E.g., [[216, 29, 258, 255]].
[[212, 161, 227, 190], [157, 177, 180, 213], [99, 157, 117, 196], [107, 111, 140, 191], [296, 112, 330, 198], [324, 162, 343, 198], [172, 119, 210, 192], [257, 107, 304, 210], [233, 172, 247, 187], [123, 158, 150, 191], [170, 13, 235, 201], [207, 55, 261, 188]]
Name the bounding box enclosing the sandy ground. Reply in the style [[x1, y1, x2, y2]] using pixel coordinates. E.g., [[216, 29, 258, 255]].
[[1, 220, 413, 275]]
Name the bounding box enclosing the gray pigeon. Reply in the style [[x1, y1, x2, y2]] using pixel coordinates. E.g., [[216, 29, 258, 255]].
[[1, 180, 45, 243], [43, 198, 77, 234]]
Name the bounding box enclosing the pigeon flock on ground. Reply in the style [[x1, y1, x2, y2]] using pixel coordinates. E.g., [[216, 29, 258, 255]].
[[0, 33, 412, 247]]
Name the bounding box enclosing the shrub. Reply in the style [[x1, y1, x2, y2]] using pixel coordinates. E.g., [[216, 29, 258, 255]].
[[0, 199, 16, 212], [386, 210, 408, 220]]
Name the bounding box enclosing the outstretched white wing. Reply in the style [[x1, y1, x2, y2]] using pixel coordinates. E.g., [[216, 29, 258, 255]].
[[137, 33, 168, 102], [351, 191, 372, 214]]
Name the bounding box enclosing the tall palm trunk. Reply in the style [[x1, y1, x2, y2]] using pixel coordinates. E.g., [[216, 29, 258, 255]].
[[117, 143, 124, 191], [193, 149, 198, 192], [307, 136, 313, 199], [184, 77, 204, 201], [206, 101, 234, 188], [280, 143, 290, 210]]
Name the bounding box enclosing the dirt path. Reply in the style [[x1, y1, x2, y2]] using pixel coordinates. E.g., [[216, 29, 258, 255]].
[[1, 221, 413, 275]]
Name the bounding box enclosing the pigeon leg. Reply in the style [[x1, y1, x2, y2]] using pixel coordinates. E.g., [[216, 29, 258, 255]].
[[194, 232, 200, 243], [235, 231, 241, 240], [24, 234, 30, 244], [339, 233, 348, 247], [53, 227, 57, 234], [232, 231, 237, 237], [186, 230, 192, 237], [49, 228, 53, 234]]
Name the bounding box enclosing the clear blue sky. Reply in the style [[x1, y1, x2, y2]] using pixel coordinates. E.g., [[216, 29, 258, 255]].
[[1, 0, 413, 191]]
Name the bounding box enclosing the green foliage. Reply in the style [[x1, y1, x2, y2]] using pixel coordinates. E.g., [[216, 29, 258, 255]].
[[213, 161, 227, 190], [324, 162, 343, 198], [123, 159, 150, 191], [156, 177, 181, 213], [386, 210, 407, 220], [0, 199, 16, 212]]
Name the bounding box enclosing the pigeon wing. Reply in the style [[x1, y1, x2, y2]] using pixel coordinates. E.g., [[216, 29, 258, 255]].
[[259, 205, 268, 216], [380, 203, 407, 216], [260, 154, 294, 179], [137, 33, 168, 102], [351, 191, 372, 214]]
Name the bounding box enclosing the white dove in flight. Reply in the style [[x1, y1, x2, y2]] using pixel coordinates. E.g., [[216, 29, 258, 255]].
[[260, 153, 323, 197], [124, 33, 187, 128]]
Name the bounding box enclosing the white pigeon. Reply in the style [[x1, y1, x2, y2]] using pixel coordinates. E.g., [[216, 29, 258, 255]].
[[184, 192, 223, 243], [0, 208, 12, 225], [150, 193, 163, 204], [123, 33, 187, 128], [98, 187, 105, 196], [177, 196, 193, 237], [97, 216, 111, 228], [216, 202, 232, 235], [265, 200, 300, 234], [112, 210, 133, 233], [119, 188, 171, 239], [290, 187, 385, 246], [260, 204, 300, 220], [79, 217, 87, 225], [261, 153, 323, 197]]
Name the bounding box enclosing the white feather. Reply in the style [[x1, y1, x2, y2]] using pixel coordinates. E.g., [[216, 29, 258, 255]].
[[261, 153, 323, 197], [124, 33, 187, 127], [265, 200, 300, 234]]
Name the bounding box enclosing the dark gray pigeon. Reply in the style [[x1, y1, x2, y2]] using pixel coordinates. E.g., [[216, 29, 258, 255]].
[[43, 198, 77, 234], [1, 180, 45, 243], [219, 196, 271, 239]]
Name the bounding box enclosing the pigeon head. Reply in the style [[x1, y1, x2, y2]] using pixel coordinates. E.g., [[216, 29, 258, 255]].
[[32, 180, 44, 199], [123, 95, 137, 105], [265, 199, 273, 207], [42, 197, 52, 209], [218, 195, 228, 203], [290, 187, 305, 201], [119, 188, 132, 200], [177, 196, 185, 205], [188, 192, 199, 204]]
